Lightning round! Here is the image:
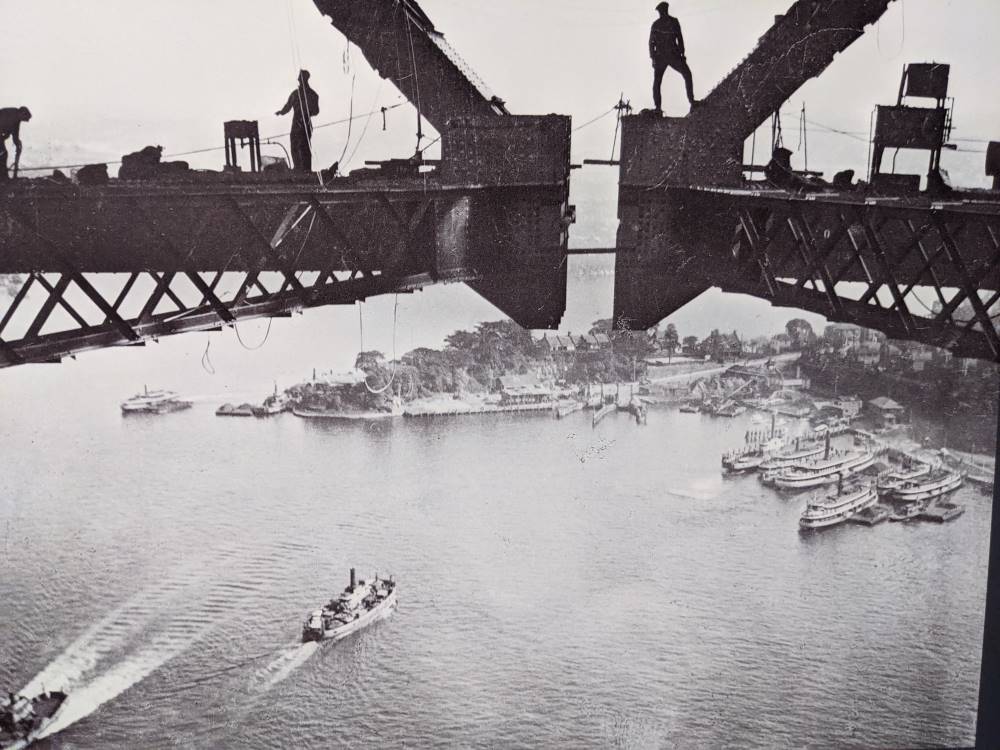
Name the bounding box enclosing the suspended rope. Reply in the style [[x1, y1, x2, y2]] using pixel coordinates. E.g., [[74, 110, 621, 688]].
[[608, 95, 632, 162], [403, 13, 425, 155], [364, 295, 400, 395], [345, 78, 387, 169], [285, 0, 324, 187], [797, 102, 809, 172], [572, 106, 616, 133], [336, 73, 357, 170], [201, 337, 216, 375], [417, 134, 441, 155], [234, 317, 274, 351]]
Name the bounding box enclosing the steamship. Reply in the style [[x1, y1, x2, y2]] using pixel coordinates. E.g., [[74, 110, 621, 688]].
[[302, 568, 397, 643]]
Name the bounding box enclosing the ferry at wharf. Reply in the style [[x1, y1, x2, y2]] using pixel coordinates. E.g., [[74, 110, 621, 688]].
[[799, 478, 878, 531], [887, 469, 964, 503], [877, 461, 933, 495], [302, 569, 397, 643], [757, 439, 825, 475], [723, 436, 786, 475], [767, 434, 876, 491]]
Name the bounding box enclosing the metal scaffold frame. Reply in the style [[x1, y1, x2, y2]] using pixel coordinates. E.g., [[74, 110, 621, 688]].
[[0, 186, 467, 367], [724, 192, 1000, 359]]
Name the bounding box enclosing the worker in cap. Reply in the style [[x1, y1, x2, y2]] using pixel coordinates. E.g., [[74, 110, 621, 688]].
[[649, 2, 696, 112], [276, 70, 320, 172], [0, 106, 32, 181]]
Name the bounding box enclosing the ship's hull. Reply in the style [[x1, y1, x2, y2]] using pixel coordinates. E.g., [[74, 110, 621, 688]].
[[758, 445, 825, 475], [773, 453, 876, 490], [302, 591, 397, 643], [876, 464, 932, 495], [799, 488, 878, 530], [122, 401, 192, 415], [889, 473, 964, 502]]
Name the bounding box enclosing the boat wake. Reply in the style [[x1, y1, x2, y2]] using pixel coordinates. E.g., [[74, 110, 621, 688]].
[[19, 539, 307, 738], [253, 641, 320, 690], [37, 635, 194, 739]]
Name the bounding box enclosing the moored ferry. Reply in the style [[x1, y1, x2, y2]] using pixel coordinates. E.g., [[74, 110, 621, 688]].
[[723, 436, 785, 475], [799, 481, 878, 530], [771, 448, 876, 490], [0, 690, 67, 750], [888, 469, 964, 503], [889, 501, 925, 522], [121, 386, 192, 415], [302, 569, 397, 643], [758, 441, 825, 479], [877, 461, 932, 495]]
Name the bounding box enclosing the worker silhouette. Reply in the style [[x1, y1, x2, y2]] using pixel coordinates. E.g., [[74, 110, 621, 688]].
[[276, 70, 320, 172], [0, 106, 32, 181], [649, 2, 696, 112]]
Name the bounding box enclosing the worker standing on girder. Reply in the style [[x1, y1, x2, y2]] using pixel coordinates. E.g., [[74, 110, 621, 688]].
[[649, 2, 696, 112], [0, 106, 32, 182], [276, 70, 320, 172]]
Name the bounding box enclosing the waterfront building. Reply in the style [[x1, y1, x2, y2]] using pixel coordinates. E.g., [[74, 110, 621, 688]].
[[496, 374, 553, 406], [867, 396, 906, 428]]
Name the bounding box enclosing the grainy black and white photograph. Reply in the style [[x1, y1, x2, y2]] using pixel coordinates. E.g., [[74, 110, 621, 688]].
[[2, 1, 1000, 748]]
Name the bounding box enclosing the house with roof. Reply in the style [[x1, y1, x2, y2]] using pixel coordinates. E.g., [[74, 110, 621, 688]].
[[867, 396, 906, 428], [496, 373, 553, 405]]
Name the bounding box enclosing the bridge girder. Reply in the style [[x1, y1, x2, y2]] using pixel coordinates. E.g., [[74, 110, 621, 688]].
[[0, 1, 573, 368], [613, 0, 1000, 361]]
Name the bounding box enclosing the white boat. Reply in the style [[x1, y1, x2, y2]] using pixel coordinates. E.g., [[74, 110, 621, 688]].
[[1, 690, 67, 750], [723, 436, 785, 475], [889, 470, 964, 502], [889, 502, 925, 522], [759, 442, 824, 471], [771, 448, 876, 490], [877, 461, 932, 495], [799, 481, 878, 530], [302, 569, 397, 643], [120, 386, 192, 414]]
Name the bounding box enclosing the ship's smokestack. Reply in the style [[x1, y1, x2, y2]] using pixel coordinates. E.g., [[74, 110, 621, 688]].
[[825, 431, 831, 460], [350, 568, 356, 589]]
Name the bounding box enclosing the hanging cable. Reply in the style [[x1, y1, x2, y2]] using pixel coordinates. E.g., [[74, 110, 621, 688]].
[[418, 134, 442, 155], [345, 78, 387, 169], [403, 13, 425, 155], [364, 295, 400, 395], [234, 317, 274, 351], [800, 103, 809, 172], [358, 303, 365, 355], [572, 106, 616, 133], [14, 105, 404, 174], [336, 73, 357, 169], [285, 0, 324, 187], [867, 107, 876, 181], [201, 337, 216, 375]]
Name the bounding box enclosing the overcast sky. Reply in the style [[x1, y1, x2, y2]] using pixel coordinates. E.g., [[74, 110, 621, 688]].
[[3, 0, 996, 182], [1, 0, 997, 385]]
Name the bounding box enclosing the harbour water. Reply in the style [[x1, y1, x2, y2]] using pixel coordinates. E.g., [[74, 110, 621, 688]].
[[0, 383, 989, 748]]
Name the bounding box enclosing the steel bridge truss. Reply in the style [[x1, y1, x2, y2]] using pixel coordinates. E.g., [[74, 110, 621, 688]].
[[720, 191, 1000, 359], [0, 181, 542, 367]]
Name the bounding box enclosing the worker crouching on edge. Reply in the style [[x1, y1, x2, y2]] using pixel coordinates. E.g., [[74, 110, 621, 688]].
[[0, 106, 31, 181], [276, 70, 320, 172], [649, 2, 696, 113]]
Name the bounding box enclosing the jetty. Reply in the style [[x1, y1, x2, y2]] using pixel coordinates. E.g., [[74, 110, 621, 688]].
[[554, 400, 586, 419], [920, 502, 966, 523], [592, 403, 616, 427]]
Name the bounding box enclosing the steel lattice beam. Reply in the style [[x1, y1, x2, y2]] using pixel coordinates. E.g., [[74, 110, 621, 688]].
[[615, 186, 1000, 360]]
